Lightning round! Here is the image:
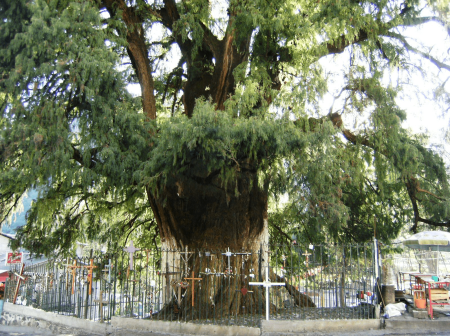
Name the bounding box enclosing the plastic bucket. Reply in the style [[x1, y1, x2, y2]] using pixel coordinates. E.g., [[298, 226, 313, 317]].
[[415, 298, 426, 309]]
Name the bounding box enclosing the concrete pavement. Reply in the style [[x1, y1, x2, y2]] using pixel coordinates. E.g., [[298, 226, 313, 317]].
[[3, 302, 450, 336], [1, 324, 450, 336]]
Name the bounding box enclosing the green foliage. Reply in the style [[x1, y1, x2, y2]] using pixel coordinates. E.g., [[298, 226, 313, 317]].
[[143, 100, 308, 196]]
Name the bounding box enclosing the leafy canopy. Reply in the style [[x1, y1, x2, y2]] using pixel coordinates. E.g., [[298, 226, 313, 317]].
[[1, 0, 450, 255]]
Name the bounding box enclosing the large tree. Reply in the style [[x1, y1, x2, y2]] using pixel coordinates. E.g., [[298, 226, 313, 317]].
[[1, 0, 450, 255]]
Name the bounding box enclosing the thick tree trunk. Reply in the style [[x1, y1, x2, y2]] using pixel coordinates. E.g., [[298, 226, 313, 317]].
[[147, 170, 268, 251], [146, 170, 314, 319]]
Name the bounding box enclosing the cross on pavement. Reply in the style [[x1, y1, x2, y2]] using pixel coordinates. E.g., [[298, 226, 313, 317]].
[[249, 265, 285, 320]]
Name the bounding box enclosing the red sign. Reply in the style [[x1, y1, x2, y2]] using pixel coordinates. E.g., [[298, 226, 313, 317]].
[[6, 252, 23, 265]]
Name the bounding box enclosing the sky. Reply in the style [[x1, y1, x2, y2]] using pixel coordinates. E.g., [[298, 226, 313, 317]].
[[1, 190, 37, 235]]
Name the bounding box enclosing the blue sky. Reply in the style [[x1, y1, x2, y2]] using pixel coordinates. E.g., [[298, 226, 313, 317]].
[[1, 190, 37, 235]]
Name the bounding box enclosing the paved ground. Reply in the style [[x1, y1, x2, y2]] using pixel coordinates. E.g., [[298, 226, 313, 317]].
[[0, 325, 95, 336], [1, 325, 450, 336], [3, 304, 450, 336]]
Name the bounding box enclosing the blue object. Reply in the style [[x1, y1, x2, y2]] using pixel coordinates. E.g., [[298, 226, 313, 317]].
[[0, 299, 4, 316], [432, 276, 439, 282]]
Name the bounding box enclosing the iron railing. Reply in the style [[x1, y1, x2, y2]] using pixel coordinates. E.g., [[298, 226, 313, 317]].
[[4, 242, 379, 326]]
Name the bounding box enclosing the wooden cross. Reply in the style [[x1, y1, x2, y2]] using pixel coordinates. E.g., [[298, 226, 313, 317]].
[[141, 249, 152, 266], [184, 271, 202, 307], [94, 290, 109, 323], [302, 251, 312, 267], [180, 245, 193, 275], [85, 259, 97, 295], [123, 241, 140, 270], [66, 260, 83, 294], [126, 265, 131, 280], [249, 265, 285, 320], [13, 263, 26, 304]]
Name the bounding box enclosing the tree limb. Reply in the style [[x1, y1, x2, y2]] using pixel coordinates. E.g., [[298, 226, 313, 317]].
[[271, 222, 292, 242], [386, 32, 450, 71], [71, 145, 98, 169], [417, 187, 446, 201], [102, 0, 157, 120], [330, 114, 450, 233]]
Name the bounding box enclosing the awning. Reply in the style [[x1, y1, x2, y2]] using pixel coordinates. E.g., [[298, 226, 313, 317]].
[[0, 271, 9, 282], [403, 231, 450, 251]]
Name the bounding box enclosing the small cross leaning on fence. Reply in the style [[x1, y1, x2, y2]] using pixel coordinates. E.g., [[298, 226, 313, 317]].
[[94, 290, 109, 323]]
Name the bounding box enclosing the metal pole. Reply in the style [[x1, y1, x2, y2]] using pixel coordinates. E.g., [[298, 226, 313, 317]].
[[84, 250, 93, 319], [373, 237, 379, 280]]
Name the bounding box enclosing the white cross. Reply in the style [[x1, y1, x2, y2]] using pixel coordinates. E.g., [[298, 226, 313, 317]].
[[249, 265, 285, 320], [180, 245, 193, 275], [123, 241, 140, 270], [222, 247, 233, 272], [102, 259, 113, 283]]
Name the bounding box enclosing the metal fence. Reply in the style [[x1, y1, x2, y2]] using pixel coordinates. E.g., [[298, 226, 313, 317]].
[[4, 241, 380, 326]]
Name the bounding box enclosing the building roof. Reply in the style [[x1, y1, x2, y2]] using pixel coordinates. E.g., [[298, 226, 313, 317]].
[[0, 232, 15, 240]]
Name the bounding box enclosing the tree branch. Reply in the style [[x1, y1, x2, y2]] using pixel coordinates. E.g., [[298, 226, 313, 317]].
[[271, 222, 293, 243], [71, 145, 98, 169], [417, 187, 446, 201], [330, 114, 450, 233], [102, 0, 157, 120], [386, 32, 450, 71], [398, 16, 447, 28], [324, 30, 369, 56]]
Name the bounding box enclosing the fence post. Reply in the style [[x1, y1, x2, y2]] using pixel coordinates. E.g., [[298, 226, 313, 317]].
[[373, 237, 381, 307], [84, 249, 93, 319], [373, 237, 379, 280]]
